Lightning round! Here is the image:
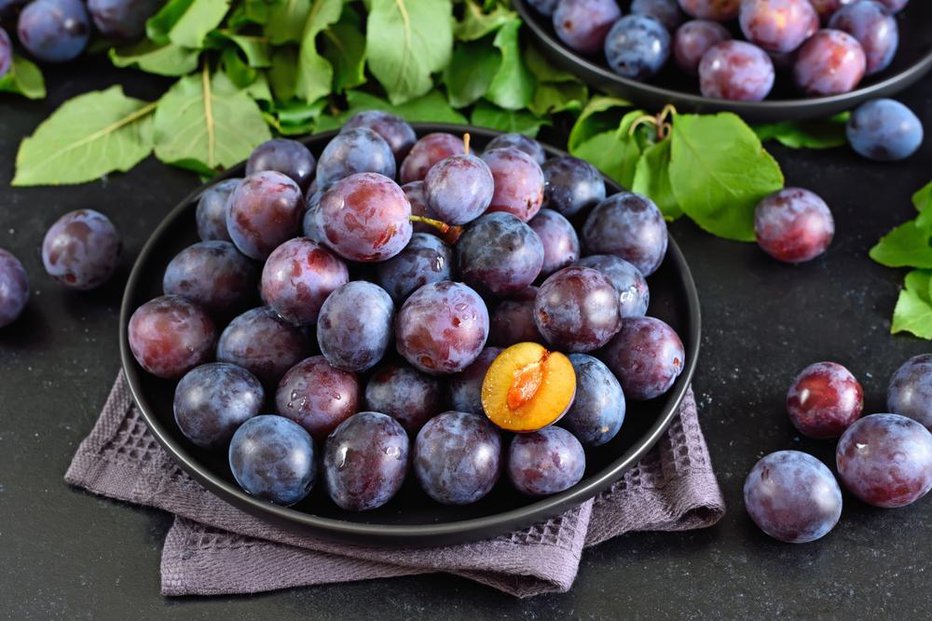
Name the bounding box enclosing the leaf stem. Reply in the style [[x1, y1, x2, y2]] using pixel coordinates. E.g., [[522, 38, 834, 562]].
[[201, 64, 216, 167]]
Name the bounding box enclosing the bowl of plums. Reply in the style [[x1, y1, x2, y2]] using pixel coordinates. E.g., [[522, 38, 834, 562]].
[[121, 112, 700, 546], [515, 0, 932, 121]]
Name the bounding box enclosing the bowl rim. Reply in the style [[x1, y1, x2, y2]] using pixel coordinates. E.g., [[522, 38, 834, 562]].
[[120, 123, 702, 546], [514, 0, 932, 119]]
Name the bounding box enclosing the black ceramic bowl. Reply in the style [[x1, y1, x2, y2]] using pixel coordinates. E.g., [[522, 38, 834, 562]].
[[515, 0, 932, 122], [120, 124, 701, 547]]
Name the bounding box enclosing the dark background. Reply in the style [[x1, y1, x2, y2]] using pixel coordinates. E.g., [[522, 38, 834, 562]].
[[1, 58, 930, 619]]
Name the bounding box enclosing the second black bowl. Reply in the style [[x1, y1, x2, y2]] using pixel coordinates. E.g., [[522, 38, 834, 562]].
[[515, 0, 932, 122]]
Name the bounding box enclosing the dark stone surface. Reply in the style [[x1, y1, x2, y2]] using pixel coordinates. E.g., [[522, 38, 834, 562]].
[[1, 57, 930, 618]]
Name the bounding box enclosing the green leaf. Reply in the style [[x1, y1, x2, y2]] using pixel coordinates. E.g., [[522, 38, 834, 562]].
[[470, 102, 544, 136], [891, 270, 932, 339], [366, 0, 454, 104], [753, 114, 849, 150], [443, 39, 500, 108], [528, 81, 587, 117], [245, 73, 273, 102], [212, 32, 272, 67], [524, 44, 577, 83], [568, 95, 633, 151], [632, 139, 680, 220], [147, 0, 231, 49], [322, 10, 367, 93], [228, 0, 271, 27], [266, 99, 327, 136], [13, 86, 155, 186], [265, 0, 312, 44], [912, 181, 932, 230], [153, 69, 271, 175], [669, 112, 784, 242], [869, 220, 932, 269], [455, 0, 512, 41], [220, 47, 258, 88], [0, 56, 46, 100], [570, 110, 644, 189], [485, 19, 535, 110], [108, 40, 199, 76], [268, 46, 298, 101], [316, 90, 467, 131], [294, 0, 343, 103]]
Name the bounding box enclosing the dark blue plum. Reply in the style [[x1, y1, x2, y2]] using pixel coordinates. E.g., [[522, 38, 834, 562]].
[[316, 127, 395, 190], [786, 362, 863, 439], [485, 133, 546, 166], [162, 241, 259, 316], [699, 40, 775, 101], [837, 414, 932, 508], [575, 254, 649, 318], [343, 110, 417, 161], [275, 355, 359, 441], [534, 266, 620, 353], [632, 0, 684, 31], [0, 27, 12, 77], [489, 287, 543, 347], [173, 363, 264, 450], [739, 0, 818, 54], [457, 212, 544, 297], [41, 209, 121, 290], [582, 192, 668, 276], [527, 0, 559, 16], [414, 411, 502, 505], [508, 427, 586, 496], [744, 451, 842, 543], [315, 172, 412, 262], [376, 233, 453, 303], [846, 99, 923, 162], [323, 412, 409, 511], [424, 152, 494, 225], [542, 156, 606, 218], [400, 133, 464, 184], [561, 354, 625, 446], [887, 355, 932, 430], [229, 415, 317, 506], [260, 237, 349, 326], [87, 0, 162, 40], [793, 29, 865, 96], [226, 171, 303, 260], [672, 19, 731, 74], [196, 178, 239, 242], [754, 187, 834, 263], [828, 0, 898, 75], [553, 0, 621, 55], [302, 189, 324, 243], [601, 316, 684, 400], [217, 307, 311, 386], [128, 295, 217, 379], [317, 281, 394, 372], [678, 0, 740, 20], [246, 138, 316, 192], [481, 147, 545, 222], [449, 347, 502, 415], [0, 248, 28, 328], [529, 209, 580, 278], [365, 361, 446, 434], [395, 281, 490, 375], [604, 15, 672, 81], [17, 0, 90, 62]]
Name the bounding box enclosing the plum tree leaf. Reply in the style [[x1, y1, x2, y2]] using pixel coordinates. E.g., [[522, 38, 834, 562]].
[[109, 40, 199, 76], [485, 18, 535, 110], [0, 56, 46, 100], [13, 86, 155, 186], [869, 220, 932, 269], [443, 40, 500, 108], [322, 8, 367, 93], [153, 68, 271, 175], [632, 139, 680, 220], [670, 112, 784, 242], [265, 0, 311, 44], [147, 0, 231, 49], [891, 270, 932, 339], [366, 0, 453, 104], [471, 101, 544, 136], [294, 0, 343, 103]]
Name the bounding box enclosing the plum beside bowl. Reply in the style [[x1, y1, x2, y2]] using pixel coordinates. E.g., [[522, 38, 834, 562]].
[[120, 124, 701, 547], [514, 0, 932, 122]]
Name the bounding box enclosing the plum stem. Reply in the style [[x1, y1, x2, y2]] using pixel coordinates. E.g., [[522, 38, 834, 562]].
[[463, 132, 471, 156], [408, 215, 463, 244], [629, 104, 677, 142]]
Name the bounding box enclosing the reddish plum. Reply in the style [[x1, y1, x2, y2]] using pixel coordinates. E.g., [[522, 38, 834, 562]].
[[601, 316, 685, 400], [786, 362, 864, 439], [276, 355, 360, 441], [793, 29, 866, 96], [128, 295, 216, 379], [754, 187, 834, 263], [260, 238, 349, 326]]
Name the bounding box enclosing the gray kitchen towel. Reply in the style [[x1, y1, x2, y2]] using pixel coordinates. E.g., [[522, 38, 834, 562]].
[[66, 372, 725, 598]]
